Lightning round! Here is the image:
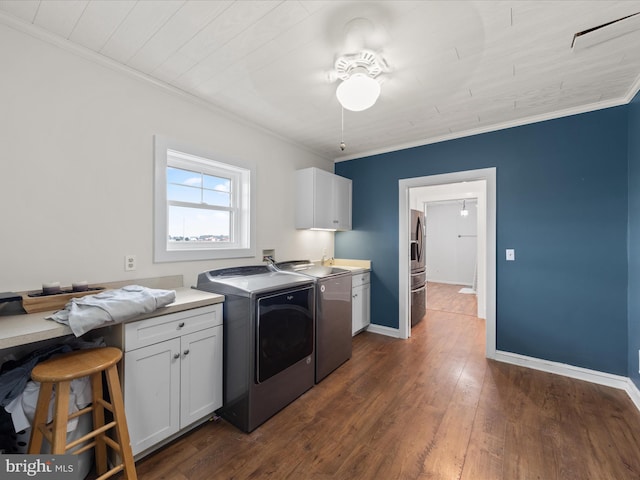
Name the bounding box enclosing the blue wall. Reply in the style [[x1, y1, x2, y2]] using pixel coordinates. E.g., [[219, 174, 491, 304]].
[[336, 108, 629, 375], [629, 93, 640, 387]]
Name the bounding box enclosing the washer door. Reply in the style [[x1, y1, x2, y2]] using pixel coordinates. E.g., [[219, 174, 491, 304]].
[[256, 285, 314, 383]]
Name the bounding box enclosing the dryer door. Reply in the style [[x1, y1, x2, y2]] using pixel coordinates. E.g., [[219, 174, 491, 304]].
[[256, 285, 314, 383]]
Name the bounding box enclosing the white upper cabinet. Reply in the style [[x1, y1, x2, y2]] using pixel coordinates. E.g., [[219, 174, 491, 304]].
[[295, 167, 352, 231]]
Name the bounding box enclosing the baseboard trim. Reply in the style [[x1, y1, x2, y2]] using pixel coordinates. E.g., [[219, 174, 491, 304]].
[[365, 330, 640, 414], [625, 378, 640, 412], [496, 351, 640, 414], [494, 351, 640, 409], [427, 279, 473, 286], [365, 324, 402, 338]]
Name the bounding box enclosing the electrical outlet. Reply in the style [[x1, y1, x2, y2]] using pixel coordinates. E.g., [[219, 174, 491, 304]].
[[125, 255, 137, 271], [506, 249, 515, 261]]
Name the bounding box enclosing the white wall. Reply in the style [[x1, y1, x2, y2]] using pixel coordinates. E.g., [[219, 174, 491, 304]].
[[425, 201, 477, 285], [0, 23, 333, 292]]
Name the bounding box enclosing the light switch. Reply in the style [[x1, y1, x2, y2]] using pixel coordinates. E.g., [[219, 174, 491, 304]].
[[506, 249, 515, 261]]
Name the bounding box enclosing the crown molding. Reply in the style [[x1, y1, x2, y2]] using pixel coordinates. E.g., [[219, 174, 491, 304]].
[[334, 94, 631, 162], [0, 11, 332, 162], [2, 10, 637, 166]]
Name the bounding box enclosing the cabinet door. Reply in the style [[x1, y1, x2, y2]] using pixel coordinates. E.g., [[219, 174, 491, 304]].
[[352, 285, 364, 335], [124, 337, 181, 455], [352, 283, 371, 335], [333, 174, 352, 230], [314, 168, 335, 229], [361, 282, 371, 329], [295, 167, 352, 230], [180, 326, 223, 427]]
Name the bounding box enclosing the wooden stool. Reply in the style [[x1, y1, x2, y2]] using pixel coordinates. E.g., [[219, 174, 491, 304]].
[[28, 347, 137, 480]]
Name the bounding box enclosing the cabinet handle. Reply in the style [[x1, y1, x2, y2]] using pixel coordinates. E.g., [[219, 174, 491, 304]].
[[353, 293, 358, 298], [183, 349, 190, 356], [178, 322, 185, 328], [173, 353, 180, 359]]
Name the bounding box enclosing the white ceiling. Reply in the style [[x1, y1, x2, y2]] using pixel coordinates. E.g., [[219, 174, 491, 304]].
[[2, 0, 640, 161]]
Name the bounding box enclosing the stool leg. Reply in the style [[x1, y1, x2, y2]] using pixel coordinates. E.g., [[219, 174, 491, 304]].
[[90, 371, 108, 475], [28, 381, 53, 454], [51, 381, 70, 454], [105, 364, 137, 480]]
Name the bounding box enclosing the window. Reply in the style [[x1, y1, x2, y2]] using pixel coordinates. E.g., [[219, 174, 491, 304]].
[[154, 135, 254, 262]]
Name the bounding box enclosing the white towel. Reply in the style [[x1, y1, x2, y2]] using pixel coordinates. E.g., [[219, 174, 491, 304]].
[[47, 285, 176, 336]]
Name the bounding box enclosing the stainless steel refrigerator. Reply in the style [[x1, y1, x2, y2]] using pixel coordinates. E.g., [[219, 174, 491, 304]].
[[410, 209, 426, 325]]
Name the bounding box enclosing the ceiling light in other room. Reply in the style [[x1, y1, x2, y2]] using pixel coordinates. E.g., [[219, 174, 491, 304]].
[[460, 200, 469, 217], [334, 50, 387, 112]]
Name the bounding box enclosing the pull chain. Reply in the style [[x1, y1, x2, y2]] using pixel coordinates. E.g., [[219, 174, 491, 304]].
[[340, 107, 346, 151]]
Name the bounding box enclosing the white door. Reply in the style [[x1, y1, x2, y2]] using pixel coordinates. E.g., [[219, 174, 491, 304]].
[[314, 168, 335, 229], [124, 338, 181, 455], [352, 284, 364, 335], [180, 326, 223, 427], [361, 282, 371, 330], [333, 175, 352, 230]]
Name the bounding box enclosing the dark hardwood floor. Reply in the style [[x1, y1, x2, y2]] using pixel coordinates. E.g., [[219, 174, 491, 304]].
[[125, 283, 640, 479]]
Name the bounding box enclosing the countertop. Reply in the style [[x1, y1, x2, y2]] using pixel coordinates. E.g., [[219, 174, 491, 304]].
[[0, 287, 224, 350], [332, 265, 370, 274], [324, 258, 371, 274]]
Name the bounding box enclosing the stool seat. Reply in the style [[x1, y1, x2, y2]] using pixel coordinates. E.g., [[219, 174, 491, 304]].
[[31, 347, 122, 382], [28, 346, 137, 480]]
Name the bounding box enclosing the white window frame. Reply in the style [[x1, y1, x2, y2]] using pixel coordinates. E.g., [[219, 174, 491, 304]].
[[154, 135, 255, 262]]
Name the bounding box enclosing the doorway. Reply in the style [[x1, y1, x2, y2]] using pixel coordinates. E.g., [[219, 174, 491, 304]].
[[398, 168, 496, 359]]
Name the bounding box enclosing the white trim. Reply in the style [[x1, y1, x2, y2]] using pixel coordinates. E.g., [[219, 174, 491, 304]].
[[364, 324, 402, 338], [495, 350, 630, 390], [624, 73, 640, 104], [426, 279, 474, 286], [398, 168, 496, 359], [625, 379, 640, 413], [497, 352, 640, 415], [0, 12, 331, 163], [335, 79, 640, 163], [154, 135, 256, 262], [365, 328, 640, 415], [3, 12, 639, 168], [496, 350, 640, 415], [3, 11, 638, 167]]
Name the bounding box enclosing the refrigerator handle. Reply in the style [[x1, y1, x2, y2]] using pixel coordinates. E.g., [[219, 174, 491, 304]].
[[411, 284, 426, 294], [410, 241, 419, 260], [416, 216, 424, 262]]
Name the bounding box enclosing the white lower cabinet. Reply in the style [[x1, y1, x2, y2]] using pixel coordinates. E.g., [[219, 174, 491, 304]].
[[122, 305, 222, 456], [180, 328, 223, 426], [352, 272, 371, 335], [124, 337, 181, 454]]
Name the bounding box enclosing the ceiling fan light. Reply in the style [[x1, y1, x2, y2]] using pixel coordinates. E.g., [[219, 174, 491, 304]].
[[336, 73, 381, 112], [460, 199, 469, 217]]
